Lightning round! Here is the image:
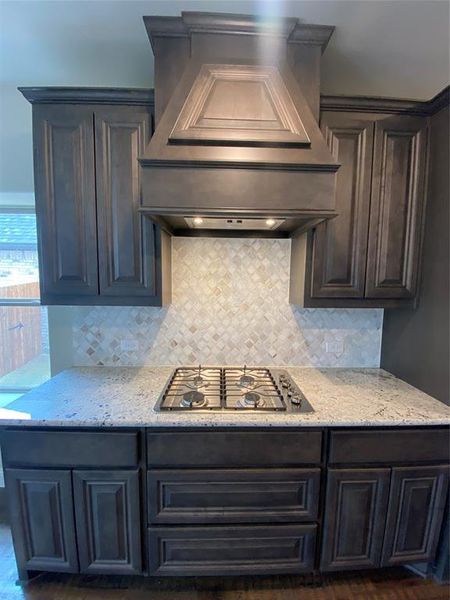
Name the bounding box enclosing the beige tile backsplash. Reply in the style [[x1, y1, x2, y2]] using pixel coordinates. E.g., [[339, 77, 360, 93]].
[[72, 238, 383, 367]]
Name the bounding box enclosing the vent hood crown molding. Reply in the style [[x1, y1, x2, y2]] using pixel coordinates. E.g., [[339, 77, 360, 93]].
[[140, 11, 339, 234], [144, 12, 334, 52]]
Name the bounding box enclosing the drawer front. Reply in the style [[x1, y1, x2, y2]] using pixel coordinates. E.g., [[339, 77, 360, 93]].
[[147, 431, 322, 467], [147, 468, 321, 524], [148, 524, 317, 576], [329, 428, 449, 465], [1, 430, 139, 468]]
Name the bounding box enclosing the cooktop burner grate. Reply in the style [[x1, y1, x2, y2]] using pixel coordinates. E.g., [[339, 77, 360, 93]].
[[157, 366, 293, 411]]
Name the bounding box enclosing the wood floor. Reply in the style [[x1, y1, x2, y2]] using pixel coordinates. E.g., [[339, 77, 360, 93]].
[[0, 522, 448, 600]]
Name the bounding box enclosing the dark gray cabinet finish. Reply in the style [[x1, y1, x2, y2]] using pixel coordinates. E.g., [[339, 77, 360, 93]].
[[73, 470, 142, 574], [2, 425, 448, 579], [5, 469, 78, 573], [147, 468, 321, 524], [311, 113, 373, 298], [301, 109, 429, 307], [95, 106, 158, 300], [381, 465, 449, 566], [26, 91, 171, 306], [366, 116, 428, 299], [148, 524, 317, 576], [321, 468, 391, 571], [147, 430, 322, 467], [1, 429, 139, 468], [328, 428, 449, 465], [33, 105, 98, 302]]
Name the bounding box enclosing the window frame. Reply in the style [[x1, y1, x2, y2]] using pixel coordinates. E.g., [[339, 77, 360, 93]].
[[0, 196, 48, 393]]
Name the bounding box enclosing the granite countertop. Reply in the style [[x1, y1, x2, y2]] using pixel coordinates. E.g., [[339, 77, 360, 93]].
[[0, 366, 449, 428]]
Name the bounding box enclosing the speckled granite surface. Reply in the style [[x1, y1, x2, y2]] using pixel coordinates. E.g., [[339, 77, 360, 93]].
[[0, 367, 448, 428]]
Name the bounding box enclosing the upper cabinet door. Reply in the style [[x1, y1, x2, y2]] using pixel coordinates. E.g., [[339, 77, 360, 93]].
[[33, 105, 98, 302], [95, 106, 156, 299], [365, 116, 428, 298], [311, 113, 374, 298], [382, 465, 449, 566]]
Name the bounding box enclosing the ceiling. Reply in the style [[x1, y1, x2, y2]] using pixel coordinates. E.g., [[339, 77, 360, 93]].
[[0, 0, 449, 192]]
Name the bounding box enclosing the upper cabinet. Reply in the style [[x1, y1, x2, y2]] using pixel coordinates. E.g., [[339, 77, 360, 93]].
[[311, 113, 374, 299], [23, 89, 171, 306], [365, 116, 428, 299], [292, 108, 429, 307], [33, 105, 99, 299]]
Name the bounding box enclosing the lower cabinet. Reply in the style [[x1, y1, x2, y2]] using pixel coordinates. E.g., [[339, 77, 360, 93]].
[[320, 468, 390, 570], [148, 524, 317, 576], [381, 466, 449, 566], [73, 470, 142, 574], [5, 469, 79, 573], [5, 468, 142, 577], [321, 465, 449, 571]]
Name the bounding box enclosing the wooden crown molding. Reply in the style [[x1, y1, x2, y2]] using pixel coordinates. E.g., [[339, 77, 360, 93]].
[[19, 87, 155, 106], [321, 86, 450, 116], [144, 12, 334, 53], [18, 86, 448, 117]]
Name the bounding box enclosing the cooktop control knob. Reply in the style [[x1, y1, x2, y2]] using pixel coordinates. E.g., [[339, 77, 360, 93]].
[[290, 394, 302, 406]]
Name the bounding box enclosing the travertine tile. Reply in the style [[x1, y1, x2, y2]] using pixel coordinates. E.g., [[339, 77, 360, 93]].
[[72, 238, 383, 367]]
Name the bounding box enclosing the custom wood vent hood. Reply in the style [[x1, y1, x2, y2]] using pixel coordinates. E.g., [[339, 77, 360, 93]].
[[139, 12, 339, 235]]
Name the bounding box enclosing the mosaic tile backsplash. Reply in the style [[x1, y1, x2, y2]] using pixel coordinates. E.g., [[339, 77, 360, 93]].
[[72, 238, 383, 367]]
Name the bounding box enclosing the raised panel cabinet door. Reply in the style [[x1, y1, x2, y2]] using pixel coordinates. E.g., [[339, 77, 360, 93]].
[[382, 465, 449, 566], [365, 115, 428, 298], [320, 468, 391, 571], [312, 113, 374, 298], [95, 106, 160, 300], [32, 104, 98, 302], [4, 468, 78, 573], [73, 469, 142, 575]]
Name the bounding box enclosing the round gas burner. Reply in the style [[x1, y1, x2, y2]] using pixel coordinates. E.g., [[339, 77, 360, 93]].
[[192, 375, 205, 387], [181, 390, 207, 408], [239, 374, 256, 389], [238, 391, 265, 409]]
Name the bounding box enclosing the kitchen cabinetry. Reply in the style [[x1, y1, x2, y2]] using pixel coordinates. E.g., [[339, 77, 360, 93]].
[[148, 524, 317, 576], [5, 468, 79, 574], [2, 428, 143, 580], [320, 468, 390, 570], [381, 465, 449, 565], [21, 88, 171, 306], [2, 426, 448, 580], [294, 107, 430, 307], [321, 430, 449, 571], [73, 470, 142, 574]]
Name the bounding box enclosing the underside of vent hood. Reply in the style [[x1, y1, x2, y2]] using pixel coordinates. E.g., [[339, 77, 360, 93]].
[[139, 12, 340, 236]]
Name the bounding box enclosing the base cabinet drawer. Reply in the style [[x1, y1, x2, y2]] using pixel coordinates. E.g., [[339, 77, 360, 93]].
[[148, 468, 321, 524], [148, 524, 317, 576], [147, 431, 322, 467], [329, 428, 449, 465], [1, 430, 139, 468]]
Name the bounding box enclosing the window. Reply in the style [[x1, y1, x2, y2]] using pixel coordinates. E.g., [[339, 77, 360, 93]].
[[0, 198, 50, 406]]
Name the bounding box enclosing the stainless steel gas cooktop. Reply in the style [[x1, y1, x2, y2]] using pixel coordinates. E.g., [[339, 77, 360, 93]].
[[155, 366, 314, 413]]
